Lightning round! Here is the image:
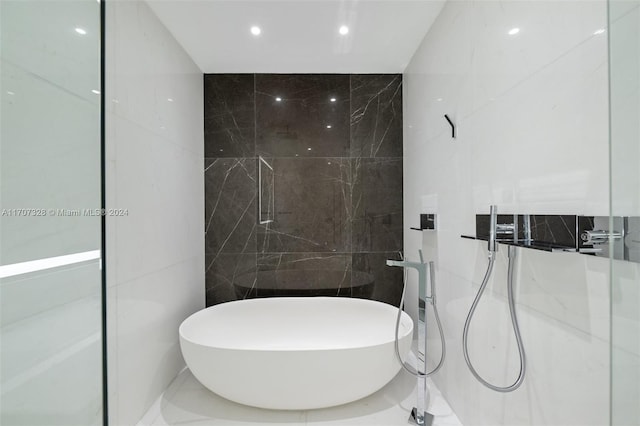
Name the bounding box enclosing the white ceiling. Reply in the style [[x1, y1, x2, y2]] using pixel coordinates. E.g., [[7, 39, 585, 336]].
[[146, 0, 445, 73]]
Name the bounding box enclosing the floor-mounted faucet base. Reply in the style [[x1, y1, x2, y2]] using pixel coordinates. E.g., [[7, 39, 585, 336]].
[[409, 407, 434, 426]]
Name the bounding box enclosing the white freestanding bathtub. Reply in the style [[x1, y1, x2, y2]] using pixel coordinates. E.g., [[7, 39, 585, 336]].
[[179, 297, 413, 410]]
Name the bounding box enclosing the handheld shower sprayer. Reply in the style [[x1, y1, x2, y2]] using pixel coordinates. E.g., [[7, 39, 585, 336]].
[[462, 205, 526, 392], [488, 204, 498, 253]]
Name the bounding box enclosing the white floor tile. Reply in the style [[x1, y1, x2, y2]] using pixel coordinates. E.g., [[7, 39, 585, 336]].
[[141, 368, 462, 426]]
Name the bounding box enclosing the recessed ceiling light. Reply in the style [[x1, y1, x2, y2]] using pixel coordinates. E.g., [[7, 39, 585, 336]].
[[251, 26, 261, 36], [75, 27, 87, 35], [594, 28, 605, 35], [339, 25, 349, 35], [275, 97, 282, 102], [326, 125, 332, 129], [167, 98, 174, 102], [508, 28, 520, 35], [437, 98, 443, 102], [91, 89, 100, 95], [307, 147, 312, 151], [330, 97, 337, 102]]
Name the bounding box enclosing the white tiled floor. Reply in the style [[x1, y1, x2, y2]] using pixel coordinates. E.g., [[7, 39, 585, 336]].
[[137, 365, 462, 426]]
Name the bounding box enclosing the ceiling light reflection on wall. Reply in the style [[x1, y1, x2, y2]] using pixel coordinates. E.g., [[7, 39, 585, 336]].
[[594, 29, 605, 35], [508, 28, 520, 35], [91, 89, 101, 95], [251, 26, 261, 36], [0, 250, 101, 279], [339, 26, 349, 35], [75, 27, 87, 35]]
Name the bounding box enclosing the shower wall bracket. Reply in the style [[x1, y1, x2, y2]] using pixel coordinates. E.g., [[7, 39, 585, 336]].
[[462, 214, 640, 263]]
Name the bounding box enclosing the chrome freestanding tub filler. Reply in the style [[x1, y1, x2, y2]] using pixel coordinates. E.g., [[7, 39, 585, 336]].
[[179, 296, 413, 410]]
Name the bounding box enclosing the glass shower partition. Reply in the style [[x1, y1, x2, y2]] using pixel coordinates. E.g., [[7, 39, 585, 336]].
[[0, 0, 104, 425], [609, 0, 640, 424]]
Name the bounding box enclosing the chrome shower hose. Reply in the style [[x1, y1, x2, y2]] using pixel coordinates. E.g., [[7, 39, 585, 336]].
[[462, 245, 526, 392], [394, 260, 446, 378]]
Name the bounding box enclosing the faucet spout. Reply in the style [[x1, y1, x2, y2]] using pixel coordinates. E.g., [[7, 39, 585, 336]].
[[386, 258, 431, 303], [386, 259, 423, 268]]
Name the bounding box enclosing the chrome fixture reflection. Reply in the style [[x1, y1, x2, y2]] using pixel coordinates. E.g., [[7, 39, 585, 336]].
[[487, 205, 498, 252], [581, 229, 622, 245], [574, 216, 625, 259], [462, 205, 526, 393], [522, 214, 532, 245], [258, 156, 274, 224]]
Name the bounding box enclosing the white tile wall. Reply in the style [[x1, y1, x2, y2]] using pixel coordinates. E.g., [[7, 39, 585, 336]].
[[609, 3, 640, 423], [403, 1, 610, 425], [105, 1, 205, 425]]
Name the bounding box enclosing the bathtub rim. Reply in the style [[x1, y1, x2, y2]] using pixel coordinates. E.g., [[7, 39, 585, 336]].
[[179, 296, 414, 352]]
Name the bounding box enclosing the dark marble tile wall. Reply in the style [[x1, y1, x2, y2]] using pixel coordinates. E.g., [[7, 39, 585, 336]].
[[257, 158, 351, 253], [256, 74, 350, 157], [255, 253, 355, 298], [352, 157, 403, 252], [350, 74, 403, 158], [352, 252, 404, 306], [204, 158, 256, 255], [204, 74, 255, 158], [204, 74, 403, 307]]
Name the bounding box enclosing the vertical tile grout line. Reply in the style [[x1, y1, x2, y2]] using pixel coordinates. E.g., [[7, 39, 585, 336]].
[[349, 74, 353, 298], [254, 73, 258, 294], [100, 0, 109, 424], [606, 1, 614, 424]]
